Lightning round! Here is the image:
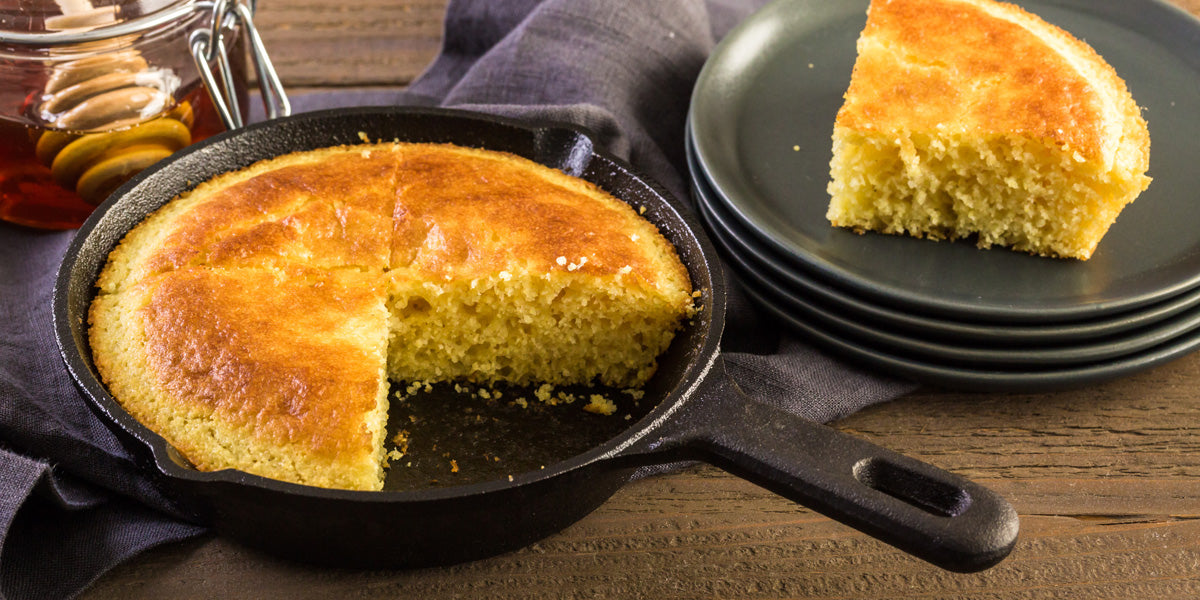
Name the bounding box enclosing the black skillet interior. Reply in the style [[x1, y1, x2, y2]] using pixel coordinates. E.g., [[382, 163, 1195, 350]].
[[55, 105, 722, 494]]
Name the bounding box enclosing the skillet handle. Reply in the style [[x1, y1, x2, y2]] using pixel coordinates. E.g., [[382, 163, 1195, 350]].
[[627, 366, 1019, 573]]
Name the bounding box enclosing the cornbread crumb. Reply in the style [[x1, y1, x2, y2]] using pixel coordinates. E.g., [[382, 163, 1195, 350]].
[[583, 394, 618, 416], [391, 430, 410, 460]]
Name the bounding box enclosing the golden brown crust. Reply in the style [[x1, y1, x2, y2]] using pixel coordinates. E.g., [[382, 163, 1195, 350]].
[[156, 148, 397, 271], [96, 147, 399, 295], [107, 142, 687, 294], [139, 267, 385, 460], [390, 144, 690, 292], [836, 0, 1147, 167], [88, 264, 391, 490]]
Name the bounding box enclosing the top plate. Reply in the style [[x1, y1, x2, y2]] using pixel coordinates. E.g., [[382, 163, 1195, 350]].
[[689, 0, 1200, 323]]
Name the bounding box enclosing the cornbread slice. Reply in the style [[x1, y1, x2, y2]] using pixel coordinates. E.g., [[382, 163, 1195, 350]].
[[826, 0, 1151, 260], [90, 266, 391, 491], [88, 141, 694, 491]]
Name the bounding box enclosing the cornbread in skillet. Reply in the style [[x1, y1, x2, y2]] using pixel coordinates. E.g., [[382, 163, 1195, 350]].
[[826, 0, 1151, 260], [88, 142, 694, 491]]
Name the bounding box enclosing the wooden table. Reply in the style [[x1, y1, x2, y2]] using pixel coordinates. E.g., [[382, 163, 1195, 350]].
[[83, 1, 1200, 597]]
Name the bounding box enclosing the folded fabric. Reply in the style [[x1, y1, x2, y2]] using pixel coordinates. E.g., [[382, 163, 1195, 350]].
[[0, 228, 206, 600], [0, 1, 916, 598]]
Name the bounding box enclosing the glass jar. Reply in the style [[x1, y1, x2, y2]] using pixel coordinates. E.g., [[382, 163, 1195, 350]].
[[0, 0, 288, 229]]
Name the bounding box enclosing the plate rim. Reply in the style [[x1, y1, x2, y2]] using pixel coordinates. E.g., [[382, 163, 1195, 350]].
[[699, 191, 1200, 369], [735, 268, 1200, 392]]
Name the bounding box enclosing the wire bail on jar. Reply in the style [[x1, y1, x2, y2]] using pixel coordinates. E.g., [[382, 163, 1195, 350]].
[[189, 0, 289, 130]]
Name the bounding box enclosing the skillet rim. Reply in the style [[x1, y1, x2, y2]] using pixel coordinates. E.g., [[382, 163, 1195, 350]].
[[52, 105, 728, 503]]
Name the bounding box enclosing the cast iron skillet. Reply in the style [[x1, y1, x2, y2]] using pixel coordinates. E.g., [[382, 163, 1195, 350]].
[[53, 107, 1018, 572]]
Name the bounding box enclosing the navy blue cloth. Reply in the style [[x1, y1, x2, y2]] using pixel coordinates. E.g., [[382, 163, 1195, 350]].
[[0, 1, 916, 597]]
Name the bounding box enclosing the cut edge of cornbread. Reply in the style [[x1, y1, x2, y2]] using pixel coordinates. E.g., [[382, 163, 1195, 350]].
[[385, 269, 692, 389], [826, 128, 1151, 260]]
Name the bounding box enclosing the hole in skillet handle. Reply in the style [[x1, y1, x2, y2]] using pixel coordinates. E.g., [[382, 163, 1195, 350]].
[[852, 457, 972, 518]]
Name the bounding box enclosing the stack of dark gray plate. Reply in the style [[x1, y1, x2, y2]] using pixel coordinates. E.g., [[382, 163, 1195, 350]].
[[687, 0, 1200, 391]]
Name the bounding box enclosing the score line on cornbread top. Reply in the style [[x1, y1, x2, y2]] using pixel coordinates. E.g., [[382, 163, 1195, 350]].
[[826, 0, 1152, 260], [88, 142, 696, 491]]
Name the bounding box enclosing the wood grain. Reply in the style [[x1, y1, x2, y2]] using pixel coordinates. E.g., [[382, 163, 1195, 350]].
[[80, 0, 1200, 598], [253, 0, 448, 87], [81, 513, 1200, 599]]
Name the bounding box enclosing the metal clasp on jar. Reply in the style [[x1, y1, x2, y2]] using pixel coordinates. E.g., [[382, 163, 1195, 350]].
[[190, 0, 289, 130]]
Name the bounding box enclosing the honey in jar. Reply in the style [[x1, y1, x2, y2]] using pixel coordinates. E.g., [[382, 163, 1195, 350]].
[[0, 0, 280, 230], [0, 85, 228, 229]]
